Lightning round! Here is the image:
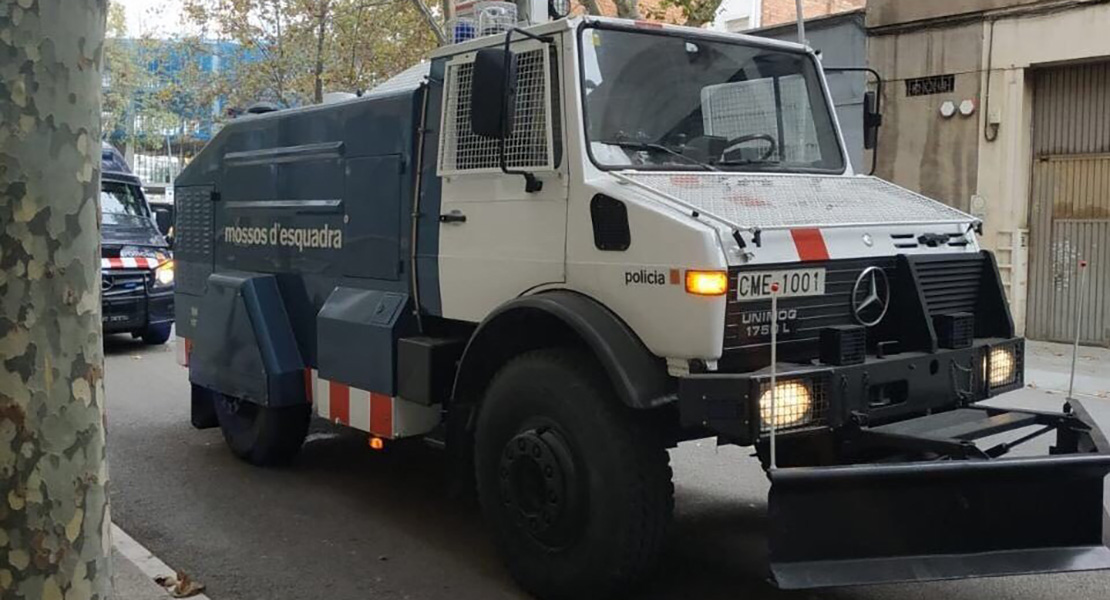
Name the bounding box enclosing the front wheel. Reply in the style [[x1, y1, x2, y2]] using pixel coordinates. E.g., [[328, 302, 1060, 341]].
[[213, 394, 310, 466], [141, 322, 172, 345], [475, 349, 674, 600]]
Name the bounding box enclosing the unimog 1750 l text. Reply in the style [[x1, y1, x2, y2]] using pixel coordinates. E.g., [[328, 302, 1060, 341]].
[[173, 8, 1110, 598]]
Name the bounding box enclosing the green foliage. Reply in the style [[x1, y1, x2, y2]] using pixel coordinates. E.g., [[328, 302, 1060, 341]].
[[181, 0, 439, 108], [102, 0, 440, 156], [647, 0, 724, 27]]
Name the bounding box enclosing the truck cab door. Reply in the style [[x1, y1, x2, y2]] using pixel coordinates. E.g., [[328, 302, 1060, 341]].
[[434, 38, 568, 323]]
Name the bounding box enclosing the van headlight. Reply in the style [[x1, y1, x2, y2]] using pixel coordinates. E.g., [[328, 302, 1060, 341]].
[[152, 260, 174, 288], [759, 380, 814, 430]]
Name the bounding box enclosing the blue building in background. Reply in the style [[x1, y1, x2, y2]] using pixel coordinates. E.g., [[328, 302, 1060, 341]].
[[104, 38, 258, 188]]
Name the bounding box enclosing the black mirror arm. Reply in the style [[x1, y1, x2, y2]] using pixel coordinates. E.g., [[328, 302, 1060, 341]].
[[498, 28, 554, 194]]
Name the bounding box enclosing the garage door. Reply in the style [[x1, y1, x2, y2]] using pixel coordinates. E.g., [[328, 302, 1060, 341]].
[[1027, 62, 1110, 346]]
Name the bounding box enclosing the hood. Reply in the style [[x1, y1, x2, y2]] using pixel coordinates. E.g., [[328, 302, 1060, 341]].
[[102, 213, 167, 250], [614, 173, 977, 232]]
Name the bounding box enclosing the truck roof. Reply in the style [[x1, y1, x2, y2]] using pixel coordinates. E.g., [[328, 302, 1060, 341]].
[[429, 15, 814, 59]]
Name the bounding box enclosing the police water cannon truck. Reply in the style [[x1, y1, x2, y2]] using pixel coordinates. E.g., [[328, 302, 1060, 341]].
[[173, 4, 1110, 598]]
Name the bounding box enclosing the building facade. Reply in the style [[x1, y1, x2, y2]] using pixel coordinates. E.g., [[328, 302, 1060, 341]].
[[867, 0, 1110, 345]]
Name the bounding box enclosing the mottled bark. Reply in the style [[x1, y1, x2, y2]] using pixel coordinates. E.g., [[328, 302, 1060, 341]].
[[0, 1, 111, 600]]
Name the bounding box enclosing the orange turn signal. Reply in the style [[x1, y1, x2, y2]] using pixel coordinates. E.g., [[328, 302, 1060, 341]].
[[369, 436, 385, 450], [685, 270, 728, 296]]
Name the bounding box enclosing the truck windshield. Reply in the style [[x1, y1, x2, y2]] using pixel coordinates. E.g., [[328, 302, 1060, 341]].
[[101, 181, 150, 217], [579, 25, 845, 173]]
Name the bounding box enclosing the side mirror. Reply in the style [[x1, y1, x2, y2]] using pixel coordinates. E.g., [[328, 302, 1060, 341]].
[[470, 48, 517, 139], [863, 90, 883, 150]]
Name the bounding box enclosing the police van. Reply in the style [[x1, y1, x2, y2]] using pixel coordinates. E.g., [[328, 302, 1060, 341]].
[[100, 144, 174, 344], [173, 7, 1110, 598]]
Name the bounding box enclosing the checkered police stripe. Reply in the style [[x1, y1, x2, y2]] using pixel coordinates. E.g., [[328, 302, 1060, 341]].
[[309, 370, 441, 440], [101, 257, 164, 269], [175, 339, 440, 440]]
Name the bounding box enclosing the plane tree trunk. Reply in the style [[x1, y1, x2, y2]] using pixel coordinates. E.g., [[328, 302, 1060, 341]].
[[0, 1, 111, 599]]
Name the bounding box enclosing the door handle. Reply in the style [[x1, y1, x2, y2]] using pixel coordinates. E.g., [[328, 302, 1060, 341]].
[[439, 211, 467, 224]]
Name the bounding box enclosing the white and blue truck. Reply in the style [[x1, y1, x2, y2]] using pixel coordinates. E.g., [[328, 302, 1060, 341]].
[[173, 7, 1110, 599]]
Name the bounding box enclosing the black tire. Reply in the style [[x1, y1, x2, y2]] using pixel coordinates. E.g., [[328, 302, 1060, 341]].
[[141, 322, 172, 345], [475, 349, 674, 600], [212, 394, 310, 466]]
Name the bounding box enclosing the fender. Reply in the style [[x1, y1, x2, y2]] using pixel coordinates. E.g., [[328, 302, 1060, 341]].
[[452, 290, 673, 409], [189, 272, 307, 407]]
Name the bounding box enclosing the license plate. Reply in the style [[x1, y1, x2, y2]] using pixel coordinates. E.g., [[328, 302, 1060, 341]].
[[735, 268, 826, 301], [103, 314, 130, 323]]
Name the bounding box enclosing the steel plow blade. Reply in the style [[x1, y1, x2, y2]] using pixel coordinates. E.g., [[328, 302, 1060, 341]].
[[768, 454, 1110, 589]]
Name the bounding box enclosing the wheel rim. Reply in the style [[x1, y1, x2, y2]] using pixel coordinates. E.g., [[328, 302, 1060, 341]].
[[498, 426, 585, 549]]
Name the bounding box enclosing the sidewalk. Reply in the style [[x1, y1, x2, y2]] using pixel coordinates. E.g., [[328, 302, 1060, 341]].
[[1024, 339, 1110, 398], [112, 524, 210, 600]]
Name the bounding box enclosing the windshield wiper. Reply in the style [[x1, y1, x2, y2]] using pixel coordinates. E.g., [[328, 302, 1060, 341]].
[[600, 140, 719, 171], [716, 157, 782, 167]]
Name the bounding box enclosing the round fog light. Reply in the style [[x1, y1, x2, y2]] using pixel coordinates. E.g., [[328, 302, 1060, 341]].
[[759, 380, 814, 429]]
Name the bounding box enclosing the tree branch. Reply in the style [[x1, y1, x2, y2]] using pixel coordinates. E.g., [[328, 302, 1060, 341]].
[[408, 0, 446, 44]]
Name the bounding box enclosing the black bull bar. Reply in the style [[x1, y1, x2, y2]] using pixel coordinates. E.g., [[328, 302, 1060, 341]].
[[766, 398, 1110, 589]]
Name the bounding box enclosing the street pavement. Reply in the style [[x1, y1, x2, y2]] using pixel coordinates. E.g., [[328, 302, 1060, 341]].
[[105, 335, 1110, 600]]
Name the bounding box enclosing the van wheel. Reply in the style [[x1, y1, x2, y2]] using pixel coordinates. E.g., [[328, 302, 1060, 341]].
[[213, 394, 310, 466], [475, 349, 674, 600], [141, 323, 172, 345]]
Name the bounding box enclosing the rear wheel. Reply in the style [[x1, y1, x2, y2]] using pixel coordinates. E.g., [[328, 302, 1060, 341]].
[[475, 349, 674, 600], [213, 394, 310, 466]]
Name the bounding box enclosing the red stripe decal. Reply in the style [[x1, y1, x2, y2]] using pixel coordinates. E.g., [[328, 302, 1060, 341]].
[[790, 228, 830, 261], [369, 393, 392, 438], [329, 381, 349, 425]]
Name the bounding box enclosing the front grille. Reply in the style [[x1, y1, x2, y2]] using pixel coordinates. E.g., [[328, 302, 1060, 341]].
[[725, 257, 898, 351], [915, 255, 984, 316], [102, 270, 150, 298]]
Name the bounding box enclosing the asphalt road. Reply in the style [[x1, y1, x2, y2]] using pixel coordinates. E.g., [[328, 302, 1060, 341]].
[[105, 334, 1110, 600]]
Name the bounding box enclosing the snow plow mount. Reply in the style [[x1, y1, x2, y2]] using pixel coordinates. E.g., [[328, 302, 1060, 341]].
[[768, 397, 1110, 589]]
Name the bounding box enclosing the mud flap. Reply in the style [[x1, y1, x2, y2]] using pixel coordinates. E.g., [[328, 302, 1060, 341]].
[[768, 454, 1110, 589]]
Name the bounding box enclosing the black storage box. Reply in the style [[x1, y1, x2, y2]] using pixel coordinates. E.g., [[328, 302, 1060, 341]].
[[934, 312, 975, 349], [820, 325, 867, 366]]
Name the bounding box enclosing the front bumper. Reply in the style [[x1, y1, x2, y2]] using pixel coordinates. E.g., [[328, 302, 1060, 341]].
[[102, 272, 174, 334], [679, 337, 1025, 446]]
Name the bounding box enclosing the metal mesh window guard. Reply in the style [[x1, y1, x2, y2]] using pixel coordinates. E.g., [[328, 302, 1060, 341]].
[[439, 46, 554, 174]]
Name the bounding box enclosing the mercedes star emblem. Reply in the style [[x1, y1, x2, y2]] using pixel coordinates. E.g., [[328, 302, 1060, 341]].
[[851, 266, 890, 326]]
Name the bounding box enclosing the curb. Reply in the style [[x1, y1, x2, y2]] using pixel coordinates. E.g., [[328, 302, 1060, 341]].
[[112, 524, 213, 600]]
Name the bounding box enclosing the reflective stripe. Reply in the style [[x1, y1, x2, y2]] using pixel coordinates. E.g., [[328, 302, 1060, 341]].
[[790, 228, 830, 261], [370, 393, 393, 438], [328, 380, 350, 425], [102, 256, 161, 270], [175, 337, 190, 367], [309, 370, 437, 439]]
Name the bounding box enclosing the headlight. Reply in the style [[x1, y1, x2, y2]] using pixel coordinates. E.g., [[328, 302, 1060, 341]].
[[153, 260, 174, 288], [759, 380, 814, 430], [986, 347, 1017, 388]]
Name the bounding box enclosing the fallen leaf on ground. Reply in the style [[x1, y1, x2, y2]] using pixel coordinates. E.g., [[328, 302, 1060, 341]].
[[171, 571, 206, 598]]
